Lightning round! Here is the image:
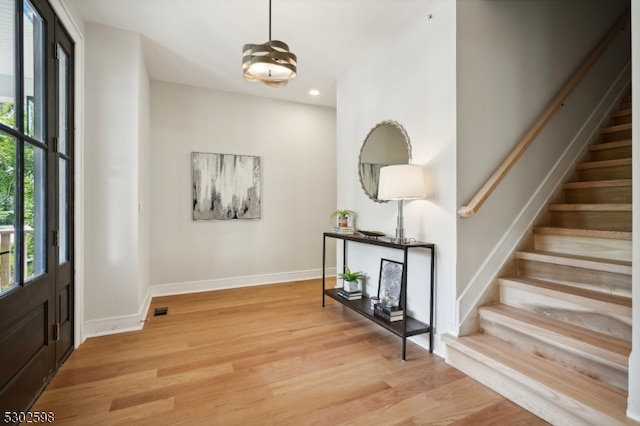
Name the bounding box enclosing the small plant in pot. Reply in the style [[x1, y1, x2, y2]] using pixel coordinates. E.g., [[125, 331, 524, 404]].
[[330, 209, 357, 228], [339, 266, 364, 293]]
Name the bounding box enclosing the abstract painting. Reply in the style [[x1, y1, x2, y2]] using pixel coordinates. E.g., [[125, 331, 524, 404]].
[[192, 152, 261, 220]]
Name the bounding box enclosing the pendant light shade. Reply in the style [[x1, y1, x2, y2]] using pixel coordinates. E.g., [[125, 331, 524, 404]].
[[242, 0, 297, 87]]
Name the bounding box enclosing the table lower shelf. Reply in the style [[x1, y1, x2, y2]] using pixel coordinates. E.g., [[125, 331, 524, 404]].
[[324, 288, 431, 337]]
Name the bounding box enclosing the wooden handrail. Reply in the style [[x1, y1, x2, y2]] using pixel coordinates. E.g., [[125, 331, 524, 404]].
[[457, 9, 630, 218]]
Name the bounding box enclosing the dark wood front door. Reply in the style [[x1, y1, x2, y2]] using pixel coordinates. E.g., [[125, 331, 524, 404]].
[[0, 0, 74, 412], [53, 28, 75, 366]]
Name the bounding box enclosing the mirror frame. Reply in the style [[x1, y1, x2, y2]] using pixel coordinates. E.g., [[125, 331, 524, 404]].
[[358, 120, 412, 203]]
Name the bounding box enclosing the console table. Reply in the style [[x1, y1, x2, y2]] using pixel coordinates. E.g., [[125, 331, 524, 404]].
[[322, 232, 435, 360]]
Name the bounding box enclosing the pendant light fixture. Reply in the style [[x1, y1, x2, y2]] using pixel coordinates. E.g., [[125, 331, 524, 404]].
[[242, 0, 297, 87]]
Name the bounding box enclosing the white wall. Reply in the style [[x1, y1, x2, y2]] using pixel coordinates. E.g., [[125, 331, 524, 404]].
[[83, 23, 150, 334], [455, 0, 630, 332], [138, 46, 151, 309], [149, 81, 336, 294], [337, 0, 457, 355]]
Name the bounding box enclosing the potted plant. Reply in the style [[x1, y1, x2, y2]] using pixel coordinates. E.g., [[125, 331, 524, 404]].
[[330, 209, 357, 227], [339, 266, 364, 292]]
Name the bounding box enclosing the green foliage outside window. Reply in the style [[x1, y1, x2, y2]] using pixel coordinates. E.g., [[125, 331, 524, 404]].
[[0, 101, 37, 290], [0, 103, 16, 227]]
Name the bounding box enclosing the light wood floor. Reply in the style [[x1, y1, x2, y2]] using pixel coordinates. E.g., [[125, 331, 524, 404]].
[[31, 279, 548, 425]]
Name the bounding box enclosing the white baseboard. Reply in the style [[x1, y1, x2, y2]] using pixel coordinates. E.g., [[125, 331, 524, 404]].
[[82, 269, 336, 338], [150, 268, 335, 298], [409, 333, 445, 359], [84, 290, 150, 338]]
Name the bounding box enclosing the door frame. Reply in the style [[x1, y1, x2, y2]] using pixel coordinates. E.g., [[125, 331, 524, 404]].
[[47, 0, 84, 347]]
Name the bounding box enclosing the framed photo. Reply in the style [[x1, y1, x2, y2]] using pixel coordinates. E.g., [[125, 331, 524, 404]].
[[192, 152, 262, 220], [377, 259, 404, 307]]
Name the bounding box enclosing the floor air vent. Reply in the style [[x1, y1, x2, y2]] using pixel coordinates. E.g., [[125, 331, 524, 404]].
[[154, 307, 168, 316]]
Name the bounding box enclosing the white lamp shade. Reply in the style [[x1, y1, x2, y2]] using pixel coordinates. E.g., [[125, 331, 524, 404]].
[[378, 164, 426, 200]]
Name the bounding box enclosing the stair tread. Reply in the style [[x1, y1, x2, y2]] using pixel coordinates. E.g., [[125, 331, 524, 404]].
[[576, 158, 632, 170], [589, 139, 632, 151], [516, 250, 632, 274], [533, 226, 632, 241], [548, 203, 631, 211], [443, 334, 629, 416], [562, 179, 631, 189], [480, 304, 631, 365], [600, 123, 632, 133], [499, 276, 632, 315]]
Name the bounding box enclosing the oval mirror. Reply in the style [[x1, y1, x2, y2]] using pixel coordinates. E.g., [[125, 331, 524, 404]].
[[358, 120, 411, 202]]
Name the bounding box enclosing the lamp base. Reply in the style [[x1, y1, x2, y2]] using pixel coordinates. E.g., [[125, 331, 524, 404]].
[[391, 201, 409, 244], [390, 237, 412, 244]]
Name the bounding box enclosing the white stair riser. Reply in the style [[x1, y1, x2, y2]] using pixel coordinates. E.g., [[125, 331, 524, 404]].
[[445, 345, 625, 426], [517, 260, 632, 298], [479, 317, 628, 391], [548, 211, 631, 232], [600, 129, 632, 143], [533, 234, 632, 261], [564, 185, 631, 203], [589, 146, 632, 161], [576, 165, 631, 181], [499, 284, 632, 341], [609, 116, 631, 126]]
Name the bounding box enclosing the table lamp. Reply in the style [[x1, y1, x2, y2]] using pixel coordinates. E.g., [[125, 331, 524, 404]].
[[378, 164, 426, 243]]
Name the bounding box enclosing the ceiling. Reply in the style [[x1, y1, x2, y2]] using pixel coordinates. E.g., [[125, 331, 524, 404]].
[[66, 0, 432, 108]]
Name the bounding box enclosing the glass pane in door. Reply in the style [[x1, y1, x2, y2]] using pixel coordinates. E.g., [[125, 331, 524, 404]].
[[58, 44, 69, 264], [0, 0, 16, 129], [24, 142, 45, 281], [23, 0, 44, 141], [58, 158, 67, 263], [0, 130, 16, 294], [58, 45, 68, 155]]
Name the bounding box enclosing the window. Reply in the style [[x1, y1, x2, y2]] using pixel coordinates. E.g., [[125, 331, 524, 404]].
[[0, 0, 48, 294]]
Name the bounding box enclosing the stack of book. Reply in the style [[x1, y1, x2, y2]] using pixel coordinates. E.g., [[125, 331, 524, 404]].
[[337, 287, 362, 300], [373, 302, 403, 322], [331, 226, 355, 235]]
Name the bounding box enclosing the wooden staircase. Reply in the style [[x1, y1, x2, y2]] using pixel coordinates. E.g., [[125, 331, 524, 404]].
[[444, 96, 635, 425]]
